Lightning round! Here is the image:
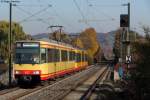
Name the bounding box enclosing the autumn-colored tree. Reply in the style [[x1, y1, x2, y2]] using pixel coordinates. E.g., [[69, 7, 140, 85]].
[[73, 28, 101, 64], [0, 20, 26, 60], [72, 38, 84, 48]]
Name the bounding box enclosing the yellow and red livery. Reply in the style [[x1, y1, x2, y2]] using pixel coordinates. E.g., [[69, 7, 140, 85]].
[[13, 40, 88, 84]]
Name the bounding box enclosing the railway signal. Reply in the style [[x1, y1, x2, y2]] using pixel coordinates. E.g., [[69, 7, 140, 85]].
[[120, 14, 129, 27]]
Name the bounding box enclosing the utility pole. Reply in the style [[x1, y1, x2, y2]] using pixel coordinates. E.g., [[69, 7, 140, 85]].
[[49, 25, 63, 42], [120, 3, 131, 78], [9, 1, 12, 86], [119, 2, 131, 80], [1, 0, 20, 86], [126, 3, 131, 70], [127, 3, 130, 57], [121, 3, 131, 61]]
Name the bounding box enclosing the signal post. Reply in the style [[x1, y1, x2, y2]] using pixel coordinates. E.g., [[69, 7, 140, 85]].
[[120, 3, 131, 78]]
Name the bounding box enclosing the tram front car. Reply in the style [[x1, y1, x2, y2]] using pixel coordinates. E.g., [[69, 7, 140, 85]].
[[14, 42, 41, 85]]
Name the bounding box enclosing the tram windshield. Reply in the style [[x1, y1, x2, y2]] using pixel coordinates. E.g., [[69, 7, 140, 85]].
[[15, 48, 40, 64]]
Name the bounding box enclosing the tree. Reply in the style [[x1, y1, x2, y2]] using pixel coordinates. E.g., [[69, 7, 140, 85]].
[[113, 29, 122, 58], [72, 37, 84, 48], [0, 20, 26, 60], [142, 25, 150, 41], [73, 28, 101, 64], [131, 26, 150, 99]]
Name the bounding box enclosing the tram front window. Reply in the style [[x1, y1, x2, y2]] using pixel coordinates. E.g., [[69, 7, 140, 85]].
[[15, 48, 39, 64]]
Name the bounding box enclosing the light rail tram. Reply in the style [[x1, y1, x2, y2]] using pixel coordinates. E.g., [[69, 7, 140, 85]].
[[13, 40, 88, 84]]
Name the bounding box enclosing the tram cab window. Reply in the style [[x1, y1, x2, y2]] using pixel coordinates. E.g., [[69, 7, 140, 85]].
[[15, 48, 40, 64], [32, 54, 39, 63], [41, 48, 46, 63]]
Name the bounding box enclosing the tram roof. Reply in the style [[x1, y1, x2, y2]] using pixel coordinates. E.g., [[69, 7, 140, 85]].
[[15, 39, 85, 51]]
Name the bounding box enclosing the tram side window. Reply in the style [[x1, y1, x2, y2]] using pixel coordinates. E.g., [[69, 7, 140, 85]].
[[54, 49, 60, 62], [61, 50, 68, 61], [69, 51, 72, 61], [77, 53, 81, 62], [85, 54, 88, 61], [41, 48, 46, 63], [82, 52, 84, 62], [48, 49, 60, 62], [84, 54, 86, 61], [75, 53, 77, 62], [72, 52, 75, 61], [69, 51, 74, 61], [48, 49, 54, 62], [79, 53, 81, 62]]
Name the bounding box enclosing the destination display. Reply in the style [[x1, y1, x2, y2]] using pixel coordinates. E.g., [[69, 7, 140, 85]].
[[16, 42, 39, 48]]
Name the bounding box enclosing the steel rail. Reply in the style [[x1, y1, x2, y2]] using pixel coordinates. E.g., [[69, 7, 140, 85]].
[[80, 67, 108, 100]]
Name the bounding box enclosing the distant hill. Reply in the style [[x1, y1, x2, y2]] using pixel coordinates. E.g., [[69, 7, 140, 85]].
[[32, 33, 50, 39], [97, 31, 116, 60], [32, 32, 81, 40]]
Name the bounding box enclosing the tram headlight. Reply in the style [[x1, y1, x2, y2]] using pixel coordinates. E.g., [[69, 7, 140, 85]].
[[15, 70, 20, 74], [33, 71, 40, 75]]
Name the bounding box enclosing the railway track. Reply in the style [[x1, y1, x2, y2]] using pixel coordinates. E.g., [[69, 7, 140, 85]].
[[80, 67, 109, 100], [0, 87, 19, 95], [89, 67, 112, 100], [0, 79, 56, 100], [62, 65, 108, 100], [0, 65, 102, 100]]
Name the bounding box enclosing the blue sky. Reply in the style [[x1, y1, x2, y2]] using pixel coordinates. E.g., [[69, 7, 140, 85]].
[[0, 0, 149, 35]]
